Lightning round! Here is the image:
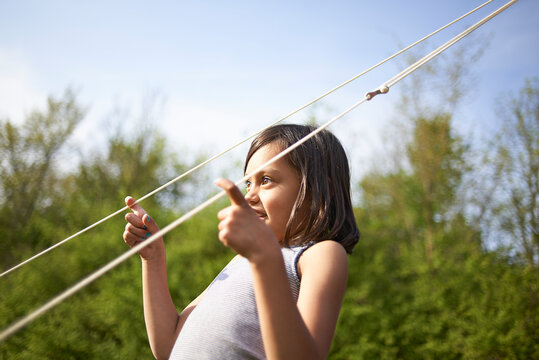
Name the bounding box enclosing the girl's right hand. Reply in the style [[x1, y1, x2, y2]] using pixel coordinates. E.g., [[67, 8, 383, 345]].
[[123, 196, 165, 261]]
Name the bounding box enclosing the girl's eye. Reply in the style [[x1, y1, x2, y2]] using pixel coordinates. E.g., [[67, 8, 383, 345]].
[[245, 181, 252, 191], [262, 176, 271, 185]]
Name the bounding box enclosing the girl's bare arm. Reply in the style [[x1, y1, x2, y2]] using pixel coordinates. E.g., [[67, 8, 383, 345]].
[[250, 240, 347, 360], [215, 180, 348, 359], [142, 256, 207, 360], [124, 197, 203, 360]]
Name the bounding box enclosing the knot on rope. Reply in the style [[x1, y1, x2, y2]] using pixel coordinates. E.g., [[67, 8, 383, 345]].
[[365, 85, 389, 101]]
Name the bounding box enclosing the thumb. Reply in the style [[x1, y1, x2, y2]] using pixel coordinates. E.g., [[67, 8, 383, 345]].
[[125, 196, 148, 218], [215, 178, 248, 207]]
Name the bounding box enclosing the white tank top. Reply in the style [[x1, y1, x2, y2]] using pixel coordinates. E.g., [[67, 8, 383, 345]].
[[168, 243, 313, 360]]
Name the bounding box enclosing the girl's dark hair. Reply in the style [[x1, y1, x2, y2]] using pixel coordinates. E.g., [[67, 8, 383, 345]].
[[244, 124, 359, 254]]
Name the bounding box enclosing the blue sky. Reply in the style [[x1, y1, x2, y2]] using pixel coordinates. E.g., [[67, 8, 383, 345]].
[[0, 0, 537, 180]]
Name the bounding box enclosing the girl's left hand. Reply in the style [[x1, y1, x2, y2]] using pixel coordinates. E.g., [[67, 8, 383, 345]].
[[216, 178, 279, 260]]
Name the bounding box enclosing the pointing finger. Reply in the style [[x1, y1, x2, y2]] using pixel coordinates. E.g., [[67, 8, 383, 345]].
[[215, 178, 248, 207]]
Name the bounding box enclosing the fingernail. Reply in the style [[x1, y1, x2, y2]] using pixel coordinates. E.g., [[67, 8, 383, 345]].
[[142, 225, 147, 230], [145, 232, 151, 238], [140, 236, 146, 240], [145, 215, 151, 222]]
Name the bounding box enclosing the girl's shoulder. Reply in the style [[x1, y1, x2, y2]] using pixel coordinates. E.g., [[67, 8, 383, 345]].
[[297, 240, 348, 279]]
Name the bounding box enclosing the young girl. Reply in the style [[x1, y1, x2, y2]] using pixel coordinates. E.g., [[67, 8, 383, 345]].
[[123, 124, 359, 359]]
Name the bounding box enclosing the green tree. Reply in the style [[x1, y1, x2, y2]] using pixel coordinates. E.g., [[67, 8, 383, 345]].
[[331, 43, 539, 358], [407, 113, 469, 260], [489, 78, 539, 266], [0, 90, 224, 359], [0, 89, 85, 265]]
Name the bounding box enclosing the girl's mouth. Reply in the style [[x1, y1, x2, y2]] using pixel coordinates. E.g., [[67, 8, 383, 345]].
[[252, 209, 267, 219]]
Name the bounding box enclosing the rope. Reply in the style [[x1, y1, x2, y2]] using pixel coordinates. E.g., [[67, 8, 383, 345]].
[[383, 0, 518, 89], [0, 0, 518, 342], [0, 98, 369, 345], [0, 0, 495, 279]]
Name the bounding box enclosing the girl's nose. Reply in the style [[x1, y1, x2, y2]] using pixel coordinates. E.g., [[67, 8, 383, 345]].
[[245, 184, 260, 205]]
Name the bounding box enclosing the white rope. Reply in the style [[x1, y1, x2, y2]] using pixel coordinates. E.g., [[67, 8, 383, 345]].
[[379, 0, 519, 92], [0, 98, 369, 344], [0, 0, 518, 342], [0, 0, 495, 279]]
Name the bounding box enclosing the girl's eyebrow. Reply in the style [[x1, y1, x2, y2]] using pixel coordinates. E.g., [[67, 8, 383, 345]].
[[244, 167, 281, 178]]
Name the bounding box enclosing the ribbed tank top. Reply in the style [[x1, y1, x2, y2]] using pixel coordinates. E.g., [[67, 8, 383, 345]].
[[168, 243, 313, 360]]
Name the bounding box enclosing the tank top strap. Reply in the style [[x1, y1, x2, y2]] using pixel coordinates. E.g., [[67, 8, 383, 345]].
[[280, 242, 316, 299]]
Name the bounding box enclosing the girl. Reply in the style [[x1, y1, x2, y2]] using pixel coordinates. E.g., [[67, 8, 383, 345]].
[[123, 124, 359, 359]]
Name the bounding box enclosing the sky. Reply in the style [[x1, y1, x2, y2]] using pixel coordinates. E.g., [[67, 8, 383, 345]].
[[0, 0, 538, 182]]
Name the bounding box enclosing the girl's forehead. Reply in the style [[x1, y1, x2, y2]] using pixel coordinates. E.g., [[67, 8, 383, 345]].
[[245, 143, 289, 173], [246, 143, 280, 165]]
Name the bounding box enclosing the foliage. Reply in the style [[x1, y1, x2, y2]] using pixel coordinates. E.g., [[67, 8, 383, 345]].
[[487, 78, 539, 266], [1, 78, 538, 359], [329, 74, 539, 359], [0, 89, 85, 264], [0, 90, 231, 359]]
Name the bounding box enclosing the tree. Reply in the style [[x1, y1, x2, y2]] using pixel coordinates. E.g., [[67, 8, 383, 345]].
[[331, 40, 539, 358], [0, 89, 85, 264], [489, 78, 539, 266], [0, 90, 221, 359]]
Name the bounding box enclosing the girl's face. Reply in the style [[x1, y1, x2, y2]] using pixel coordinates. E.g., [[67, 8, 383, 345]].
[[244, 142, 301, 242]]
